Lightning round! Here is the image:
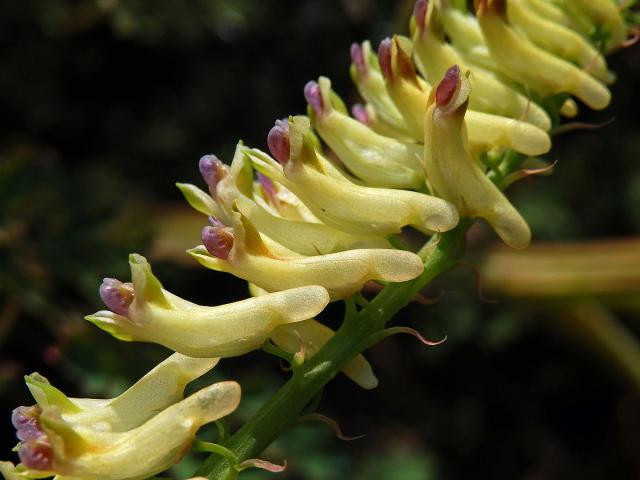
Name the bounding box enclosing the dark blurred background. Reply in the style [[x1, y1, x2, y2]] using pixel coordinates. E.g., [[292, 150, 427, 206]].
[[1, 1, 640, 479]]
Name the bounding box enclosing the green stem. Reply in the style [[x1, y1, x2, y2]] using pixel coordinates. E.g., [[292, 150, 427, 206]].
[[197, 221, 470, 479]]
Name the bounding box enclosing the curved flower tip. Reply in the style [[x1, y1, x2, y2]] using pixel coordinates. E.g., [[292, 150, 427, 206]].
[[198, 154, 228, 191], [10, 381, 241, 480], [377, 38, 393, 79], [350, 42, 366, 78], [11, 406, 42, 442], [304, 80, 324, 115], [202, 217, 234, 260], [267, 119, 290, 166]]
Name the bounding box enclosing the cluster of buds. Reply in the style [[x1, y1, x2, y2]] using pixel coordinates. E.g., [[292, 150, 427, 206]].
[[5, 0, 635, 478]]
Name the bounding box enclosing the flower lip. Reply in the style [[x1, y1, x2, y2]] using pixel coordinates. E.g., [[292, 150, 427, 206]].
[[377, 38, 393, 80], [99, 278, 135, 317], [201, 217, 234, 260], [436, 65, 461, 108], [414, 0, 428, 34], [12, 405, 54, 471], [350, 43, 366, 78], [304, 81, 324, 115], [267, 119, 290, 166], [257, 172, 278, 206]]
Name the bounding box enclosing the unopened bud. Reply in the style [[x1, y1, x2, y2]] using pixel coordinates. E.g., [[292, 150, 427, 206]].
[[267, 119, 290, 166], [201, 217, 234, 260], [99, 278, 135, 317]]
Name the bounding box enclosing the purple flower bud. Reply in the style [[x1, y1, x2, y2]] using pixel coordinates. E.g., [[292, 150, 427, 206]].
[[202, 217, 234, 260], [18, 439, 53, 471], [304, 81, 324, 115], [257, 173, 278, 206], [199, 154, 229, 192], [12, 406, 43, 442], [99, 278, 135, 317], [377, 38, 393, 80], [351, 104, 371, 125], [267, 119, 290, 166], [350, 43, 367, 78], [414, 0, 428, 34], [436, 65, 461, 108]]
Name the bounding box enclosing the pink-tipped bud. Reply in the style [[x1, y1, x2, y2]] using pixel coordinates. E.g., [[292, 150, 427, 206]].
[[350, 43, 367, 78], [436, 65, 461, 107], [199, 154, 229, 192], [304, 81, 324, 115], [12, 406, 43, 442], [257, 173, 278, 206], [267, 119, 290, 166], [201, 217, 234, 260], [351, 104, 371, 125], [18, 439, 53, 471], [414, 0, 428, 34], [99, 278, 135, 317], [378, 38, 393, 80]]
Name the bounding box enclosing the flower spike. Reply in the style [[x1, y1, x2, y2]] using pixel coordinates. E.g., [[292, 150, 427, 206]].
[[87, 254, 331, 357], [423, 65, 531, 249]]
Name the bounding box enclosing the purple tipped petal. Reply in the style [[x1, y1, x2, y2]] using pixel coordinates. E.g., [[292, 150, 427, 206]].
[[199, 154, 229, 192], [350, 43, 367, 78], [377, 38, 393, 80], [304, 81, 324, 115], [257, 173, 278, 206], [12, 406, 43, 442], [351, 104, 370, 125], [267, 119, 290, 166], [99, 278, 134, 317], [436, 65, 461, 107], [414, 0, 428, 34], [18, 439, 53, 471], [202, 219, 234, 260]]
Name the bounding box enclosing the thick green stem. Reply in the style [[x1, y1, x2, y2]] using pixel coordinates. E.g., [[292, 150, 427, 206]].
[[197, 222, 469, 479]]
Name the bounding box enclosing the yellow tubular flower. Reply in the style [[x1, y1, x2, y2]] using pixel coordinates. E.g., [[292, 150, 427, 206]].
[[475, 0, 611, 110], [423, 65, 531, 249], [306, 76, 425, 189], [507, 0, 614, 84], [23, 353, 218, 432], [188, 210, 425, 300], [9, 382, 240, 480], [378, 35, 550, 155], [86, 254, 330, 357], [556, 0, 627, 52], [411, 0, 552, 130], [246, 116, 459, 236]]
